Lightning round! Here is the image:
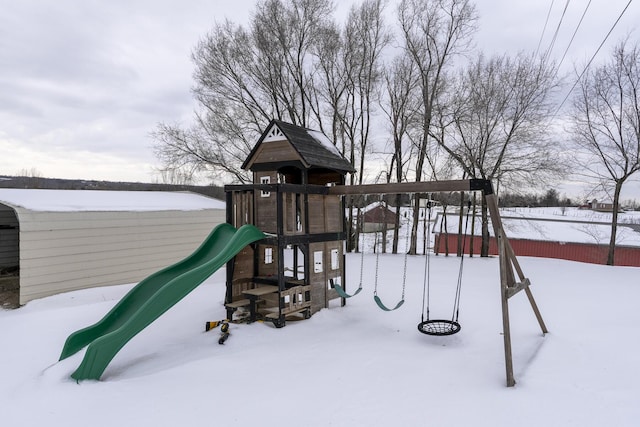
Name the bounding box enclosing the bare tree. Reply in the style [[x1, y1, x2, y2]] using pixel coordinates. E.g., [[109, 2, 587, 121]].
[[153, 0, 335, 183], [434, 52, 563, 256], [252, 0, 334, 127], [17, 168, 44, 188], [397, 0, 478, 254], [342, 0, 391, 251], [380, 52, 420, 252], [569, 39, 640, 265], [310, 20, 346, 145]]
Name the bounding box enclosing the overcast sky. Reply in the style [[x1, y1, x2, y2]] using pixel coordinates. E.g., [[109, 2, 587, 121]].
[[2, 0, 639, 199]]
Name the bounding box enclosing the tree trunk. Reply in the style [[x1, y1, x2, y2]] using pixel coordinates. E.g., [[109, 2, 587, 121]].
[[470, 192, 477, 257], [457, 192, 464, 257], [443, 206, 449, 256], [409, 149, 426, 255], [481, 195, 490, 257], [606, 180, 624, 265], [392, 194, 401, 254]]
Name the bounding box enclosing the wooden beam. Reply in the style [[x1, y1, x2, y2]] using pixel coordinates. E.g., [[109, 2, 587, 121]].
[[506, 278, 531, 299], [498, 236, 516, 387], [327, 179, 475, 196], [524, 287, 548, 334]]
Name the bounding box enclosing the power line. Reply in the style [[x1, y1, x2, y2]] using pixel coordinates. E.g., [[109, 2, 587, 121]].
[[535, 0, 556, 58], [552, 0, 634, 119], [557, 0, 592, 70], [543, 0, 571, 62]]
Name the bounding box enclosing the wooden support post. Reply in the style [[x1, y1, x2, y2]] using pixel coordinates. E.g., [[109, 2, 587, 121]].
[[502, 233, 548, 333], [498, 236, 516, 387], [276, 188, 285, 294], [486, 194, 548, 334], [523, 285, 548, 334], [486, 193, 548, 386]]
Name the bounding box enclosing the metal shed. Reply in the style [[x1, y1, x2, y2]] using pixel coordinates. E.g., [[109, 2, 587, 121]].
[[0, 189, 225, 306]]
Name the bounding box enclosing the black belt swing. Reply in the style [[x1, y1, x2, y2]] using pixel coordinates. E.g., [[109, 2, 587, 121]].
[[417, 198, 471, 336]]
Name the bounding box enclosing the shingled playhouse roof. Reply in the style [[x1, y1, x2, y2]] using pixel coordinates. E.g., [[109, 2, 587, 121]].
[[242, 119, 355, 173]]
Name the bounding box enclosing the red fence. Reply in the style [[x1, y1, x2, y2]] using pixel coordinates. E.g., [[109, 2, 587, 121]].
[[434, 233, 640, 267]]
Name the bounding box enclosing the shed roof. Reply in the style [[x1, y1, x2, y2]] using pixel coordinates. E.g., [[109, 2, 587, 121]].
[[242, 119, 355, 173], [0, 189, 225, 212], [363, 204, 398, 224]]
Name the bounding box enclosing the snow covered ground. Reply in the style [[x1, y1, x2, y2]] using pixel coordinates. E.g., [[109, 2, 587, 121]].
[[2, 251, 639, 426]]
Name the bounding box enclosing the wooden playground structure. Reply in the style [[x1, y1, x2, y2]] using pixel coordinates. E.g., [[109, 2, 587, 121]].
[[224, 119, 547, 387]]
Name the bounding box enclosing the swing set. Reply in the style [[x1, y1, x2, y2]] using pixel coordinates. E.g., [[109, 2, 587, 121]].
[[327, 179, 548, 387]]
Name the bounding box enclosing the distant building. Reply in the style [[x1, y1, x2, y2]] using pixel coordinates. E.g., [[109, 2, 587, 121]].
[[579, 199, 618, 212], [361, 203, 398, 233]]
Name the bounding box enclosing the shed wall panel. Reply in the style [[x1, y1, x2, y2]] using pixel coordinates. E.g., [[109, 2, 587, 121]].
[[21, 242, 199, 278], [21, 227, 212, 254], [18, 211, 219, 231], [0, 205, 19, 267], [0, 230, 19, 267], [17, 208, 225, 304]]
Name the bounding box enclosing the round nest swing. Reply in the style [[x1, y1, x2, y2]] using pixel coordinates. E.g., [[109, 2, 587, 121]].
[[417, 319, 461, 336]]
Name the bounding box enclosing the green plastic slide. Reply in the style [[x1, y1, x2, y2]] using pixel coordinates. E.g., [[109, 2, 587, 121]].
[[59, 223, 264, 381]]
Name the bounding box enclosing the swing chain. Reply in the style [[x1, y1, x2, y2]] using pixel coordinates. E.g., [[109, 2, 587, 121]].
[[400, 212, 411, 300], [451, 199, 473, 322], [359, 231, 365, 289], [421, 198, 432, 323], [373, 231, 380, 296]]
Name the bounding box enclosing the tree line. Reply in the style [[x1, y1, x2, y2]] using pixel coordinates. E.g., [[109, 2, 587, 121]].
[[153, 0, 640, 265]]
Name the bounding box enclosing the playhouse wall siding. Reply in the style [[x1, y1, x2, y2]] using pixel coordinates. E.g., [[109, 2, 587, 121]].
[[250, 140, 302, 165], [0, 205, 19, 268], [16, 208, 225, 304], [253, 171, 278, 233]]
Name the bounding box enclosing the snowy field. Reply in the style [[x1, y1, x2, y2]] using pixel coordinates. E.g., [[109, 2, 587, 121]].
[[2, 251, 639, 426], [417, 205, 640, 247], [500, 207, 640, 245]]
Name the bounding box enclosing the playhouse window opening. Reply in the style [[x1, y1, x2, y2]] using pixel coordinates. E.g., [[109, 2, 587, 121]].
[[330, 249, 339, 270], [260, 176, 270, 197], [313, 251, 323, 273], [283, 247, 305, 279], [296, 193, 302, 232]]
